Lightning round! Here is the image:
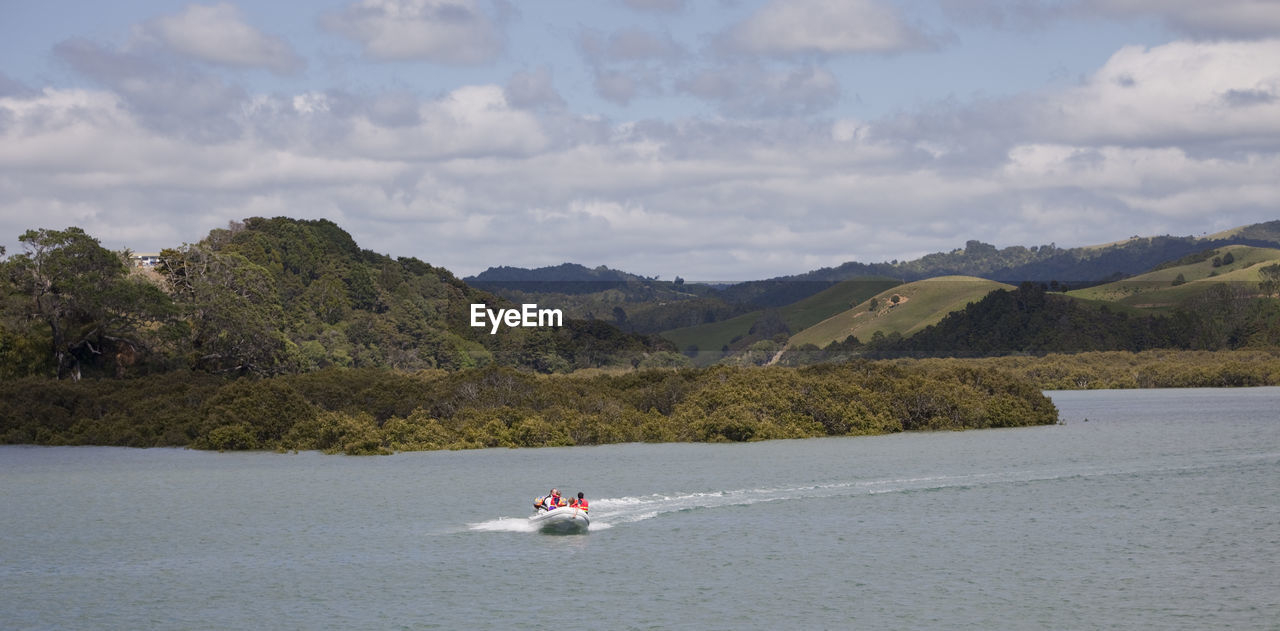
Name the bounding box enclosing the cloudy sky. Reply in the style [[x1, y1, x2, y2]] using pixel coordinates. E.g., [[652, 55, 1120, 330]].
[[2, 0, 1279, 281]]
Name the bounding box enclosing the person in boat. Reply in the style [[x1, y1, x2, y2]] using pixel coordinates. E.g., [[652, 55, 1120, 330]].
[[569, 492, 588, 512], [535, 488, 565, 511]]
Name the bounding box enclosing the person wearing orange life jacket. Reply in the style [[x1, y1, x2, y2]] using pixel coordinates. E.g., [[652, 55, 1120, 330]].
[[569, 492, 588, 512], [535, 488, 565, 512]]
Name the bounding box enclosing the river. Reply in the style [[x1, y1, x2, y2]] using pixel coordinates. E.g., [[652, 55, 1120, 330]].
[[1, 387, 1277, 629]]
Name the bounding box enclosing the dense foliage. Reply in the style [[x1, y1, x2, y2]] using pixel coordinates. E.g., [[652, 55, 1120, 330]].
[[2, 228, 175, 380], [468, 263, 750, 334], [0, 363, 1059, 454], [464, 225, 1280, 321], [775, 282, 1280, 361], [910, 351, 1280, 390], [0, 219, 670, 380], [6, 218, 1280, 455]]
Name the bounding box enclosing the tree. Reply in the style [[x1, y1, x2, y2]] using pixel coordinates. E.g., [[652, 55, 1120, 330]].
[[156, 244, 289, 376], [1259, 263, 1280, 298], [4, 228, 172, 379]]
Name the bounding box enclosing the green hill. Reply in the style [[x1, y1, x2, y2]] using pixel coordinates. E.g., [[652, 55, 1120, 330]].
[[790, 276, 1014, 348], [0, 218, 668, 379], [1067, 245, 1280, 311], [660, 277, 898, 359]]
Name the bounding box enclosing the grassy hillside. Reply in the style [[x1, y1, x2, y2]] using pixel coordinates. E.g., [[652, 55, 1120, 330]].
[[1067, 245, 1280, 311], [1205, 221, 1280, 243], [790, 276, 1014, 348], [660, 277, 898, 357]]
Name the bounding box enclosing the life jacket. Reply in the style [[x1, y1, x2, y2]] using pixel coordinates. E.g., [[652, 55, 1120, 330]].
[[576, 498, 588, 512], [537, 491, 558, 510]]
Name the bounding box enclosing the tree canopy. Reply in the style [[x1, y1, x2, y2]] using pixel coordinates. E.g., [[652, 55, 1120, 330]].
[[0, 219, 671, 380], [3, 228, 173, 380]]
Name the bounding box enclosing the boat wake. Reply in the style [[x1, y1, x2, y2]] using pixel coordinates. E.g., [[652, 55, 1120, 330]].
[[466, 453, 1278, 533], [469, 517, 538, 533]]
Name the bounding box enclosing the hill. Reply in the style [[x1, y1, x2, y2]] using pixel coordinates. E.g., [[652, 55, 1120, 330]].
[[467, 221, 1280, 364], [0, 218, 669, 380], [466, 263, 651, 295], [789, 276, 1014, 349], [1205, 221, 1280, 243], [1067, 245, 1280, 310], [713, 220, 1280, 308], [659, 277, 898, 362], [468, 267, 742, 335], [872, 279, 1280, 357]]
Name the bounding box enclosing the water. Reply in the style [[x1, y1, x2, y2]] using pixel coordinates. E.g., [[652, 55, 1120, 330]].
[[2, 387, 1278, 630]]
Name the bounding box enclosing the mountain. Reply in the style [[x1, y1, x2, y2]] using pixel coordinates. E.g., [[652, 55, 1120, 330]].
[[463, 221, 1280, 363], [7, 218, 1280, 378], [873, 279, 1280, 356], [659, 277, 899, 361], [1066, 245, 1280, 310], [466, 263, 651, 295], [467, 263, 743, 335], [0, 217, 671, 380], [717, 221, 1280, 307], [788, 276, 1015, 349]]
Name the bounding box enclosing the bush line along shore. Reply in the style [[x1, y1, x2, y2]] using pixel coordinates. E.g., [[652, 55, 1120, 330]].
[[4, 350, 1277, 455]]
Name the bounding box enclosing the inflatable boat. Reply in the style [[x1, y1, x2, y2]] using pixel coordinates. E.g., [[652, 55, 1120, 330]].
[[529, 507, 589, 533]]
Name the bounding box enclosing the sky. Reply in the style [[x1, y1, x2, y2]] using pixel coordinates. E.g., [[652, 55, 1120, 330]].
[[2, 0, 1279, 281]]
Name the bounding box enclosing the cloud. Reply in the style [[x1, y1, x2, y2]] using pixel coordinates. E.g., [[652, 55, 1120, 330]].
[[7, 26, 1280, 281], [504, 66, 566, 110], [4, 73, 1277, 280], [1223, 88, 1277, 108], [0, 71, 32, 98], [874, 38, 1280, 160], [139, 3, 304, 74], [622, 0, 686, 12], [677, 64, 840, 117], [53, 38, 247, 142], [578, 27, 685, 105], [1038, 39, 1280, 149], [322, 0, 503, 64], [1084, 0, 1280, 39], [721, 0, 934, 56], [364, 92, 423, 127], [580, 27, 687, 63], [592, 67, 663, 105], [941, 0, 1280, 39]]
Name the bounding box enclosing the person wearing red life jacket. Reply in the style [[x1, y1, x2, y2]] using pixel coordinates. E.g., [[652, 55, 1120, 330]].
[[569, 492, 588, 512], [540, 488, 566, 511], [535, 488, 558, 511]]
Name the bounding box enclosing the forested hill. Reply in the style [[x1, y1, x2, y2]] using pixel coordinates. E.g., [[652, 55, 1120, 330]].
[[0, 218, 671, 381], [466, 263, 653, 295], [468, 222, 1280, 310], [721, 221, 1280, 307], [874, 282, 1280, 356]]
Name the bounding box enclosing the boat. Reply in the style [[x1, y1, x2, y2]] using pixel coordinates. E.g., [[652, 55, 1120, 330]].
[[529, 507, 590, 534]]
